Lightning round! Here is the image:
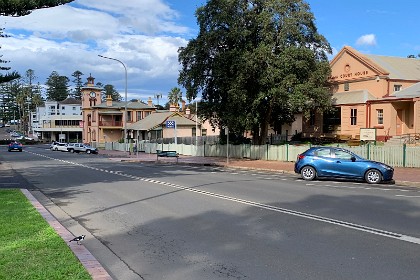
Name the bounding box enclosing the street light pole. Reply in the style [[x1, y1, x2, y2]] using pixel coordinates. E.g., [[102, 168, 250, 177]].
[[98, 55, 128, 153]]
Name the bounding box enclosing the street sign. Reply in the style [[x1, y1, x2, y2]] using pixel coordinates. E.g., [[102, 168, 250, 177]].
[[166, 120, 176, 128]]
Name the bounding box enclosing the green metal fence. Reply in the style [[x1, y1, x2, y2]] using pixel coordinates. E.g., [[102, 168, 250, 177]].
[[104, 141, 420, 168]]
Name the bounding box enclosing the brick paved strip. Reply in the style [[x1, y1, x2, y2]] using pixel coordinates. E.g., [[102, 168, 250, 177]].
[[20, 189, 113, 280]]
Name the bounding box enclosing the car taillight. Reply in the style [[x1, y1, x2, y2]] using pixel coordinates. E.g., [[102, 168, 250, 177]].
[[297, 154, 305, 160]]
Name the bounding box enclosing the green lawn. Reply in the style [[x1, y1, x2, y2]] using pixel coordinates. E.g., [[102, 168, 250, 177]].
[[0, 189, 91, 280]]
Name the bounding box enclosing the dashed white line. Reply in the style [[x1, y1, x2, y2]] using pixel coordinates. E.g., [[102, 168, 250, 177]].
[[27, 151, 420, 245]]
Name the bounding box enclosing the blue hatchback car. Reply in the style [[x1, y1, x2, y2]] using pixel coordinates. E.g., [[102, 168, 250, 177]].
[[294, 147, 394, 184]]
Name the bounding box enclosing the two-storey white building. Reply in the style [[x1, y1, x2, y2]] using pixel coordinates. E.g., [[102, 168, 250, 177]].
[[30, 97, 83, 143]]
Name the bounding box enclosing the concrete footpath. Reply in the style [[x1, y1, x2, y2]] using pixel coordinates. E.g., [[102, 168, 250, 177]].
[[102, 150, 420, 188]]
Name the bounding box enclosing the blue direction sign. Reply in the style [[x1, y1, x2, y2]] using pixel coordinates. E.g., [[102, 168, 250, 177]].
[[166, 120, 176, 128]]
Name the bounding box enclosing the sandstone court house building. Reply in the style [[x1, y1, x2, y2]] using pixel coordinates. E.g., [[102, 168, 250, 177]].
[[302, 46, 420, 142]]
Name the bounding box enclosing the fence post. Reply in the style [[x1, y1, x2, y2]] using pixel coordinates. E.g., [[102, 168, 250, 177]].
[[403, 144, 406, 167], [266, 143, 269, 160], [286, 144, 289, 162], [367, 142, 370, 160]]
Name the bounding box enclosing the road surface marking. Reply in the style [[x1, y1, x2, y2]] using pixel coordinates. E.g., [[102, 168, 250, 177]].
[[27, 151, 420, 245]]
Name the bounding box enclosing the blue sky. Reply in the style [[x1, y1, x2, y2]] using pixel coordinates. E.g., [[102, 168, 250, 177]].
[[1, 0, 419, 104]]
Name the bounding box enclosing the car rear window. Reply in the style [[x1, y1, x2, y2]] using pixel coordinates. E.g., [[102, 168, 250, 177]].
[[314, 148, 331, 158], [333, 150, 353, 160]]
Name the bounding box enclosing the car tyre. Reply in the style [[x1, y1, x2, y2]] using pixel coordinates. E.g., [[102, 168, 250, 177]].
[[86, 149, 91, 154], [69, 149, 74, 153], [365, 169, 382, 184], [301, 166, 316, 181]]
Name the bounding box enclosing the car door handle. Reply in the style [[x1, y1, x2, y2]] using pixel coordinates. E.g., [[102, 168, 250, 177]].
[[336, 161, 342, 163]]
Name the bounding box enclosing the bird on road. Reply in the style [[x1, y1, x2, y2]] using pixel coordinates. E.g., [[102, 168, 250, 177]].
[[69, 235, 86, 245]]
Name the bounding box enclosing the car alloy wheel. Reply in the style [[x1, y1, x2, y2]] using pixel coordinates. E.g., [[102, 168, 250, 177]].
[[86, 150, 91, 154], [365, 169, 382, 184], [301, 166, 316, 181]]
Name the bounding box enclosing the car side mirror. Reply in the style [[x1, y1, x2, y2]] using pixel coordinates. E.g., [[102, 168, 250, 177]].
[[351, 156, 356, 162]]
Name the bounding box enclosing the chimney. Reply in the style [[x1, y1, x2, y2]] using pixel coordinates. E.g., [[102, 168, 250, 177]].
[[185, 108, 191, 115], [148, 97, 153, 106], [181, 100, 186, 112], [106, 95, 112, 106], [169, 104, 177, 112]]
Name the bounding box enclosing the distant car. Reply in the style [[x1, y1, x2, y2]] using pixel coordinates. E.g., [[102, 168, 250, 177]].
[[67, 143, 98, 154], [10, 132, 22, 138], [294, 147, 394, 184], [15, 135, 34, 141], [8, 141, 23, 152], [50, 142, 68, 152], [4, 123, 10, 127]]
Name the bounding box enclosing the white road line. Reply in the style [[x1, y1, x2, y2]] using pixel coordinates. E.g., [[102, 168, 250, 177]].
[[139, 176, 420, 245], [27, 151, 420, 245], [395, 195, 420, 198]]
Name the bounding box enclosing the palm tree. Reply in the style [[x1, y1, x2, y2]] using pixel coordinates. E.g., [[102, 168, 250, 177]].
[[168, 87, 182, 108]]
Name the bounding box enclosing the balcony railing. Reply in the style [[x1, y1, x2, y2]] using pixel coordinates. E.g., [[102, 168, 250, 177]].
[[99, 121, 123, 127]]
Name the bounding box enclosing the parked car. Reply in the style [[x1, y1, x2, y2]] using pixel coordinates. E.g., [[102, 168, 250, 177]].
[[8, 141, 23, 152], [50, 142, 68, 152], [67, 143, 98, 154], [294, 147, 394, 184]]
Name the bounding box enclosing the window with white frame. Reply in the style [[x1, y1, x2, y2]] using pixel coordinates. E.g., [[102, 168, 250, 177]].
[[350, 109, 357, 125], [377, 109, 383, 124]]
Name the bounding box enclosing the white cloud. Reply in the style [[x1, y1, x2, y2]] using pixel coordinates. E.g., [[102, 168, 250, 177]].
[[356, 34, 377, 46], [0, 0, 192, 102]]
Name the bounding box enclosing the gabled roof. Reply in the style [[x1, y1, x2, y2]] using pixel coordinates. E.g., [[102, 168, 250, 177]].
[[59, 97, 82, 105], [391, 82, 420, 98], [127, 111, 198, 131], [330, 46, 389, 75], [364, 55, 420, 80], [332, 46, 420, 81], [332, 90, 377, 105]]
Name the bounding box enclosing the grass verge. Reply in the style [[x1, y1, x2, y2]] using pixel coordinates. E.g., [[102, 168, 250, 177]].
[[0, 189, 91, 280]]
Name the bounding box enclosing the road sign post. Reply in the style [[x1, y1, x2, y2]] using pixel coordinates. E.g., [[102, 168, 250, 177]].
[[166, 120, 177, 145]]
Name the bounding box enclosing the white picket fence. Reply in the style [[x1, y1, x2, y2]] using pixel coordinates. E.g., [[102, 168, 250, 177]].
[[103, 142, 420, 168]]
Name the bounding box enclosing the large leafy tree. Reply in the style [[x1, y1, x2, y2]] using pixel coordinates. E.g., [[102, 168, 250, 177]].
[[45, 71, 69, 101], [0, 0, 74, 16], [178, 0, 333, 144]]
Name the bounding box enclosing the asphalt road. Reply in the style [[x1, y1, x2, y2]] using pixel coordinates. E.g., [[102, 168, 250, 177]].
[[2, 144, 420, 280]]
